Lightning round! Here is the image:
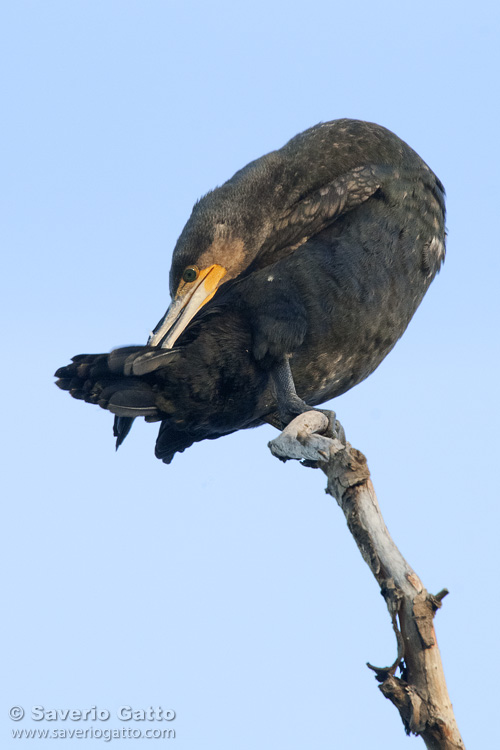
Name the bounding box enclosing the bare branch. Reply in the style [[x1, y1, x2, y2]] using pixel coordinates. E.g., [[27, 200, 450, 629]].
[[269, 411, 465, 749]]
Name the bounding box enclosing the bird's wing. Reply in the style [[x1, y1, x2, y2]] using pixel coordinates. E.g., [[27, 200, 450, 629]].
[[154, 419, 197, 464], [113, 348, 184, 449], [256, 164, 387, 267]]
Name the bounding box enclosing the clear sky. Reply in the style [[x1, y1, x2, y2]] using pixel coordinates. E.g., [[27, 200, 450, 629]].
[[2, 1, 499, 748]]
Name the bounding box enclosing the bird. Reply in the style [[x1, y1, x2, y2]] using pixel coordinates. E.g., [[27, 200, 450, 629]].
[[55, 118, 446, 464]]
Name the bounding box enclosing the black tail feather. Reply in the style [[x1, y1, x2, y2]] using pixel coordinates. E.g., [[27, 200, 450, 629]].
[[114, 416, 135, 449]]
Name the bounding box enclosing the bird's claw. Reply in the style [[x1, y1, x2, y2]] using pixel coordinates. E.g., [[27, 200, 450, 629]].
[[279, 403, 346, 444], [268, 408, 346, 466], [317, 409, 346, 444]]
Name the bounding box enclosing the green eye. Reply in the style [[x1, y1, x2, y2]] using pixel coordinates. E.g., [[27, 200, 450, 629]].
[[182, 266, 199, 283]]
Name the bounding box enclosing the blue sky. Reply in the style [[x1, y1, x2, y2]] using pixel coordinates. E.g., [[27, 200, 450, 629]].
[[2, 1, 499, 747]]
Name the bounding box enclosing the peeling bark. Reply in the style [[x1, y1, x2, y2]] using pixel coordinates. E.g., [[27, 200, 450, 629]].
[[268, 411, 464, 749]]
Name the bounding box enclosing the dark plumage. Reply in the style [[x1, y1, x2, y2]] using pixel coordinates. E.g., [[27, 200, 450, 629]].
[[55, 119, 446, 463]]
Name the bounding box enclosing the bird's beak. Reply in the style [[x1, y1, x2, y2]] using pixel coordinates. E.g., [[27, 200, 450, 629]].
[[148, 264, 227, 348]]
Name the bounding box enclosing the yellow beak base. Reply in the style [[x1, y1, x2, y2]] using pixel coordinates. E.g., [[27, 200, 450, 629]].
[[148, 264, 227, 348]]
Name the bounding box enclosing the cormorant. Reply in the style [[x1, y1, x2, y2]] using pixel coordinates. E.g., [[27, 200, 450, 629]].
[[55, 119, 446, 463]]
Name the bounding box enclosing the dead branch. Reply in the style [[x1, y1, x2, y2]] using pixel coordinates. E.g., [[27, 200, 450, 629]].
[[269, 411, 464, 749]]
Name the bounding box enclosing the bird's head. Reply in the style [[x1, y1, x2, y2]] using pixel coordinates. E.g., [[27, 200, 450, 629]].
[[148, 219, 255, 348]]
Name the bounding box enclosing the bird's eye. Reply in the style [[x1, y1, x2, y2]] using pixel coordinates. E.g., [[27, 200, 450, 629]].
[[182, 266, 199, 283]]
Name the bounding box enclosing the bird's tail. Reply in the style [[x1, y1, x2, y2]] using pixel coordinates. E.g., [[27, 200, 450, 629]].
[[113, 416, 135, 449], [55, 346, 171, 421], [55, 321, 272, 463]]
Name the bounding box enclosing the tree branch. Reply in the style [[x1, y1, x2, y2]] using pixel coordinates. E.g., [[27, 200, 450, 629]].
[[269, 411, 465, 749]]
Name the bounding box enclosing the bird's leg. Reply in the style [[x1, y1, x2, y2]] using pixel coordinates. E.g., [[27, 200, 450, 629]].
[[271, 355, 335, 429], [272, 356, 311, 426], [271, 357, 345, 442]]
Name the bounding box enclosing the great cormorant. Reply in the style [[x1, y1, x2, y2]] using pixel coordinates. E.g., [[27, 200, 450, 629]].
[[55, 119, 446, 463]]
